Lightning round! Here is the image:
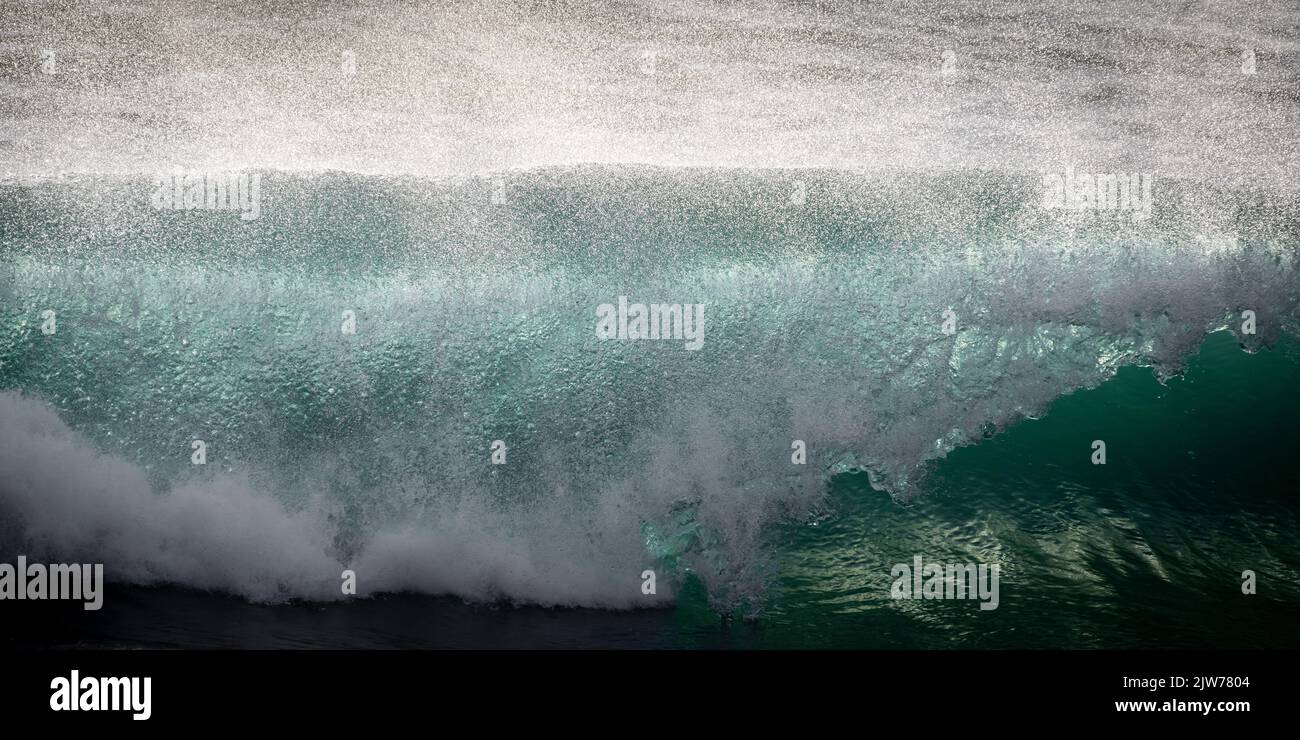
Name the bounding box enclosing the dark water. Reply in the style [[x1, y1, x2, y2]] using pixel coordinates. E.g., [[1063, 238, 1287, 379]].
[[749, 330, 1300, 649]]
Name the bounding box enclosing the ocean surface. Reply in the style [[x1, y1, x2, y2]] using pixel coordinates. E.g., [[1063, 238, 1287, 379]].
[[1, 0, 1298, 648]]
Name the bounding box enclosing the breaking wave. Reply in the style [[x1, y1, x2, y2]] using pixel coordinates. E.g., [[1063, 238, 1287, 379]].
[[1, 167, 1296, 612]]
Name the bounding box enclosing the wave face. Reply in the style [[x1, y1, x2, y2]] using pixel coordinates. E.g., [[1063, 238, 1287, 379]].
[[1, 168, 1297, 611]]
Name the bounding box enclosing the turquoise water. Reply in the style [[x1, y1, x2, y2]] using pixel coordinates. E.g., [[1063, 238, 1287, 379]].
[[1, 169, 1298, 648]]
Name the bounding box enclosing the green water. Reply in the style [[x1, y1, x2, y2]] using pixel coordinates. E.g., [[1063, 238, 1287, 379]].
[[668, 331, 1300, 648]]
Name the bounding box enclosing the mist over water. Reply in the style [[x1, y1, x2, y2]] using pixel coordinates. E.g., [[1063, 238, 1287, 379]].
[[1, 0, 1298, 625], [2, 0, 1297, 181]]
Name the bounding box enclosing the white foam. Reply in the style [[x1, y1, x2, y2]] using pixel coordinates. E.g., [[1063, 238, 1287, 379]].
[[0, 391, 678, 607], [0, 392, 342, 601]]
